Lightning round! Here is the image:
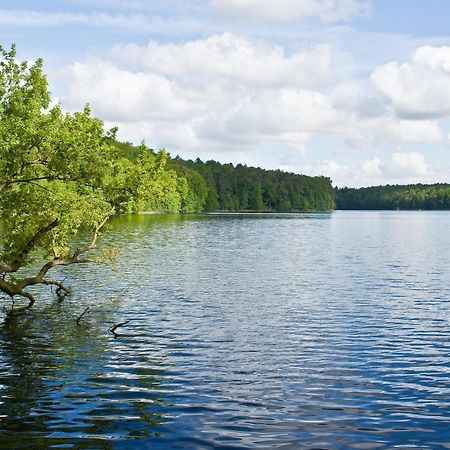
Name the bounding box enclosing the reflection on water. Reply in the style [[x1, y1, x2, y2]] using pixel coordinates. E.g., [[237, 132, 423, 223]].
[[1, 211, 450, 449], [0, 300, 166, 449]]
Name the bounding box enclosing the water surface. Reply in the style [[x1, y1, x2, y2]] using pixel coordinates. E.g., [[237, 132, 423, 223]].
[[1, 211, 450, 449]]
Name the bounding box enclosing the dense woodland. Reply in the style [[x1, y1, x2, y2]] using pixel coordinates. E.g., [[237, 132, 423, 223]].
[[112, 140, 336, 213], [335, 184, 450, 210], [176, 158, 335, 212]]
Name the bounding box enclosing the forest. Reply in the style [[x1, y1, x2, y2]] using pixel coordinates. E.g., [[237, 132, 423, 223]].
[[173, 157, 335, 212], [111, 140, 336, 213], [335, 184, 450, 210]]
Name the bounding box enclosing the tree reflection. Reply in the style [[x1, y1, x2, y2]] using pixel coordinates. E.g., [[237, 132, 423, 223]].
[[0, 300, 167, 448]]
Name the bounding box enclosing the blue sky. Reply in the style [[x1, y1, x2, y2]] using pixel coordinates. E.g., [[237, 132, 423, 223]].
[[2, 0, 450, 187]]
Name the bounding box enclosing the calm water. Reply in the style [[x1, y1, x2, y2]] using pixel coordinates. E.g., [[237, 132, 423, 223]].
[[1, 211, 450, 449]]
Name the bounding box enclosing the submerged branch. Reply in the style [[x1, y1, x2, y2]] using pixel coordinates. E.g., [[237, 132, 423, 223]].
[[76, 306, 91, 325], [109, 320, 131, 336]]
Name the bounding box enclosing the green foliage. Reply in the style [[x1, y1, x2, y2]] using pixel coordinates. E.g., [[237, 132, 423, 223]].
[[179, 159, 335, 212], [106, 143, 201, 214], [249, 183, 264, 211], [0, 45, 114, 268], [169, 159, 208, 212], [205, 185, 219, 211], [335, 184, 450, 210]]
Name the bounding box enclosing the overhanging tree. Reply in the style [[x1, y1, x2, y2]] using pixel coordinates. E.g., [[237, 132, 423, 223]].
[[0, 45, 117, 307]]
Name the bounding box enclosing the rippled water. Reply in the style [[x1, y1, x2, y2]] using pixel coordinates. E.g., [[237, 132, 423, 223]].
[[1, 211, 450, 449]]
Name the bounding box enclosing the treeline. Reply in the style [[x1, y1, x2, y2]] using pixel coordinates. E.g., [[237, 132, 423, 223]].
[[106, 140, 206, 214], [335, 184, 450, 210], [174, 158, 335, 212], [110, 141, 335, 213]]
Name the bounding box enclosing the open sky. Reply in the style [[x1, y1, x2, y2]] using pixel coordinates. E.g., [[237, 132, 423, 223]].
[[2, 0, 450, 186]]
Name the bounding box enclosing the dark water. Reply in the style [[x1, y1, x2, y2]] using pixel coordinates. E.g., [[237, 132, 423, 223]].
[[1, 211, 450, 449]]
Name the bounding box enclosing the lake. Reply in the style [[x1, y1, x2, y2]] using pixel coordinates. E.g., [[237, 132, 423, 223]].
[[1, 211, 450, 449]]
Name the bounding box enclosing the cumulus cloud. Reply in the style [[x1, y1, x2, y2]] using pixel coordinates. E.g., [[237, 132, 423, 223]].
[[110, 34, 333, 88], [330, 82, 386, 118], [316, 153, 437, 187], [202, 88, 340, 138], [58, 33, 339, 153], [360, 156, 382, 178], [60, 61, 205, 122], [385, 120, 443, 143], [209, 0, 370, 23], [391, 152, 428, 176], [59, 36, 448, 154], [372, 45, 450, 119]]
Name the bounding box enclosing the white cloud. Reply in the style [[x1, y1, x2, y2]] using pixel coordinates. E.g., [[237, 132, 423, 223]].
[[385, 120, 443, 143], [0, 10, 144, 27], [413, 45, 450, 71], [391, 152, 428, 176], [206, 88, 340, 137], [64, 0, 156, 8], [60, 61, 205, 121], [313, 157, 379, 186], [330, 82, 386, 118], [360, 156, 381, 177], [209, 0, 370, 23], [317, 153, 437, 187], [317, 159, 349, 177], [65, 0, 201, 9], [57, 34, 339, 152], [372, 45, 450, 119], [111, 34, 333, 88]]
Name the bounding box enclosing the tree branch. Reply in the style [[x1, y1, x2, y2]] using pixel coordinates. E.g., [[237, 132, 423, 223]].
[[19, 291, 36, 308], [0, 175, 74, 192], [0, 218, 59, 273], [42, 279, 70, 299], [109, 320, 131, 336], [76, 306, 91, 325], [0, 214, 111, 306], [72, 216, 109, 259]]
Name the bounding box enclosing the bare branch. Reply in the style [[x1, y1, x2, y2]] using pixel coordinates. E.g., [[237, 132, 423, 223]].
[[0, 278, 15, 297], [109, 288, 125, 301], [108, 320, 131, 336], [42, 279, 70, 299], [20, 291, 36, 308], [11, 214, 110, 293], [76, 306, 91, 325], [72, 215, 110, 259], [0, 214, 111, 305]]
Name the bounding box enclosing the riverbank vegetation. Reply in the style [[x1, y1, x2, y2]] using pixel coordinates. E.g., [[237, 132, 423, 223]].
[[111, 141, 336, 213], [335, 184, 450, 210]]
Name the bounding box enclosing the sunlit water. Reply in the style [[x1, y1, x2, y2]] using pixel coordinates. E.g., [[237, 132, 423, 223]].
[[1, 211, 450, 449]]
